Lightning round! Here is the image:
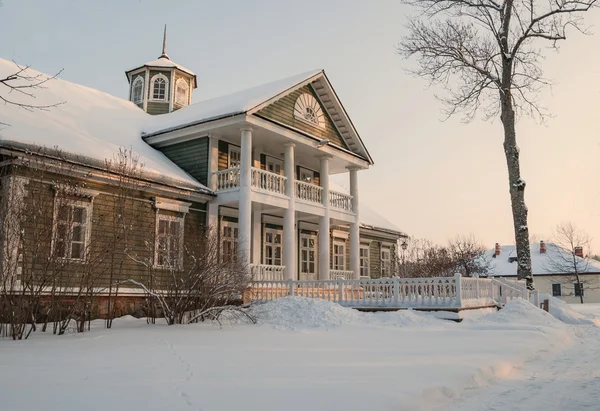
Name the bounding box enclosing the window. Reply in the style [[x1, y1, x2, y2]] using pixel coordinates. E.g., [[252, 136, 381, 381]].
[[265, 156, 283, 175], [574, 282, 584, 297], [221, 222, 238, 263], [151, 74, 169, 101], [155, 215, 183, 268], [175, 78, 189, 106], [360, 245, 370, 278], [228, 145, 241, 168], [333, 240, 346, 270], [263, 228, 282, 266], [54, 202, 92, 260], [131, 76, 144, 103], [381, 248, 391, 277], [552, 283, 562, 297], [293, 93, 325, 128], [298, 167, 315, 183]]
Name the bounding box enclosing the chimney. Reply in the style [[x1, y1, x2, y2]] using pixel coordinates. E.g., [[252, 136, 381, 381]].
[[495, 243, 501, 256], [540, 240, 546, 254], [574, 246, 584, 258]]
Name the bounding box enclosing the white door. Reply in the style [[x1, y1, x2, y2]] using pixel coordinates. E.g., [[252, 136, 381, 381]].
[[299, 233, 317, 281], [266, 157, 283, 175], [263, 228, 283, 266]]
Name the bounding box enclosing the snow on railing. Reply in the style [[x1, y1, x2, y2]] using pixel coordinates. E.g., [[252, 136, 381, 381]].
[[250, 264, 285, 281], [247, 274, 530, 309], [251, 168, 286, 195], [330, 270, 355, 280], [329, 190, 353, 212], [295, 180, 323, 204], [214, 167, 240, 191], [491, 278, 530, 305]]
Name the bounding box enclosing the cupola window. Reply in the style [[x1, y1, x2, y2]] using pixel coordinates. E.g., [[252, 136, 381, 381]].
[[131, 76, 144, 104], [151, 74, 169, 101], [175, 78, 189, 106]]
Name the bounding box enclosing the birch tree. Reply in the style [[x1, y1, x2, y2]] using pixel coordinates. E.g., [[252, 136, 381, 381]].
[[398, 0, 597, 290]]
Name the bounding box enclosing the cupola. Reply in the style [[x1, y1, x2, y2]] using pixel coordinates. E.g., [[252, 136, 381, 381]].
[[125, 25, 197, 115]]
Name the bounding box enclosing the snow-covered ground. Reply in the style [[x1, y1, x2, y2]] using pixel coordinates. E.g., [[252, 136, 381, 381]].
[[0, 297, 596, 411], [444, 302, 600, 411]]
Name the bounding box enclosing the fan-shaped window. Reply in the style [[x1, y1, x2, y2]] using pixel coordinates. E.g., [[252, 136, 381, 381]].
[[131, 76, 144, 104], [151, 74, 169, 101], [293, 93, 325, 128], [175, 78, 189, 106]]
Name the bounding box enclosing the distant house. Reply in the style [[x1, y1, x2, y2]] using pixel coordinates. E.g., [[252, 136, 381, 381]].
[[481, 241, 600, 303], [0, 31, 405, 316]]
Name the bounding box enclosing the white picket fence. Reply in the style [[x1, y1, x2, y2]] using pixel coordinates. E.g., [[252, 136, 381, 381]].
[[247, 273, 534, 309]]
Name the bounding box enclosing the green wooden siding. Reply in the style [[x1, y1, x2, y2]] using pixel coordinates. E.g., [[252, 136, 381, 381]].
[[159, 137, 209, 186], [256, 84, 348, 150], [147, 101, 169, 115]]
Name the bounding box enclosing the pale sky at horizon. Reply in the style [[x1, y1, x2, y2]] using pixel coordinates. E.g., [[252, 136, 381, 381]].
[[1, 0, 599, 252]]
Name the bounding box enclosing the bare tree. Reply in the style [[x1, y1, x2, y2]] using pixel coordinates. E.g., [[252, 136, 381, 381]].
[[398, 0, 598, 290], [126, 226, 253, 326], [0, 61, 64, 125], [544, 222, 597, 303], [448, 234, 492, 277]]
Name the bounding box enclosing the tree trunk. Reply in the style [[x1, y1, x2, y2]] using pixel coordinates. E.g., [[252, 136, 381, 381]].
[[500, 90, 534, 290]]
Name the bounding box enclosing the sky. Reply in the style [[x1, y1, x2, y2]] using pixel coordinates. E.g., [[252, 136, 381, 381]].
[[1, 0, 599, 252]]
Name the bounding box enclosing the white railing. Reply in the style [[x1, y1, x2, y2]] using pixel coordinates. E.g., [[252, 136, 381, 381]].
[[330, 270, 355, 280], [329, 190, 353, 212], [491, 278, 530, 305], [250, 264, 285, 281], [247, 274, 531, 309], [295, 180, 323, 204], [214, 167, 240, 191], [251, 167, 286, 195]]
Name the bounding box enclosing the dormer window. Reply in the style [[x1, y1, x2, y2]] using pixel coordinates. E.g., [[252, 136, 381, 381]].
[[175, 78, 189, 106], [131, 76, 144, 104], [294, 93, 325, 128], [151, 74, 169, 101]]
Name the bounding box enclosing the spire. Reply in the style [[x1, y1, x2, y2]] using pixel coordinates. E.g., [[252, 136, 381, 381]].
[[159, 24, 169, 60]]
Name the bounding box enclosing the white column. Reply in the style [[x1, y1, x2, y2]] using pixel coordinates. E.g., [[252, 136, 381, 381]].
[[207, 202, 219, 232], [349, 167, 360, 279], [319, 155, 332, 280], [283, 143, 296, 281], [238, 127, 252, 265], [252, 210, 262, 264], [208, 136, 219, 190]]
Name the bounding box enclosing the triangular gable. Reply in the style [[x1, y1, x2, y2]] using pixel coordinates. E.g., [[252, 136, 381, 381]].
[[248, 71, 373, 164], [255, 84, 349, 150]]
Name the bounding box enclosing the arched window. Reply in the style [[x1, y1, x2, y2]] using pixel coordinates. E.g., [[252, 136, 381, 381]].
[[175, 78, 189, 106], [131, 76, 144, 103], [151, 74, 169, 101], [293, 93, 325, 128]]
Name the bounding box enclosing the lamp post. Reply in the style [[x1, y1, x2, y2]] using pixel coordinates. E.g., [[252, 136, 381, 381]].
[[401, 240, 408, 277]]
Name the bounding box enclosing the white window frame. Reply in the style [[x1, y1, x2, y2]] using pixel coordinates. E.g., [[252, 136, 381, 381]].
[[293, 93, 326, 129], [552, 283, 562, 297], [360, 245, 370, 278], [150, 73, 169, 102], [298, 167, 315, 183], [221, 221, 239, 263], [263, 227, 283, 266], [175, 78, 189, 106], [52, 200, 93, 261], [131, 76, 144, 104], [154, 214, 184, 269], [381, 247, 391, 277], [228, 145, 241, 168], [332, 239, 346, 270], [265, 155, 283, 175]]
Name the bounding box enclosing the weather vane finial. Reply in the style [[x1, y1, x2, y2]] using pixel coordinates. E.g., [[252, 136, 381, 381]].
[[160, 24, 169, 59]]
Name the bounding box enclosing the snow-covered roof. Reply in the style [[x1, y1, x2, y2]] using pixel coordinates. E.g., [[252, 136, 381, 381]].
[[127, 56, 196, 78], [143, 69, 322, 136], [483, 243, 600, 277], [0, 59, 208, 193]]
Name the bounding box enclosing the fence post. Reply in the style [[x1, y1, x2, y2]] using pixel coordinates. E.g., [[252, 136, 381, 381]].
[[490, 280, 495, 302], [533, 290, 540, 307], [288, 279, 294, 297], [338, 280, 344, 303], [475, 278, 480, 299], [393, 276, 399, 305], [454, 273, 462, 307]]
